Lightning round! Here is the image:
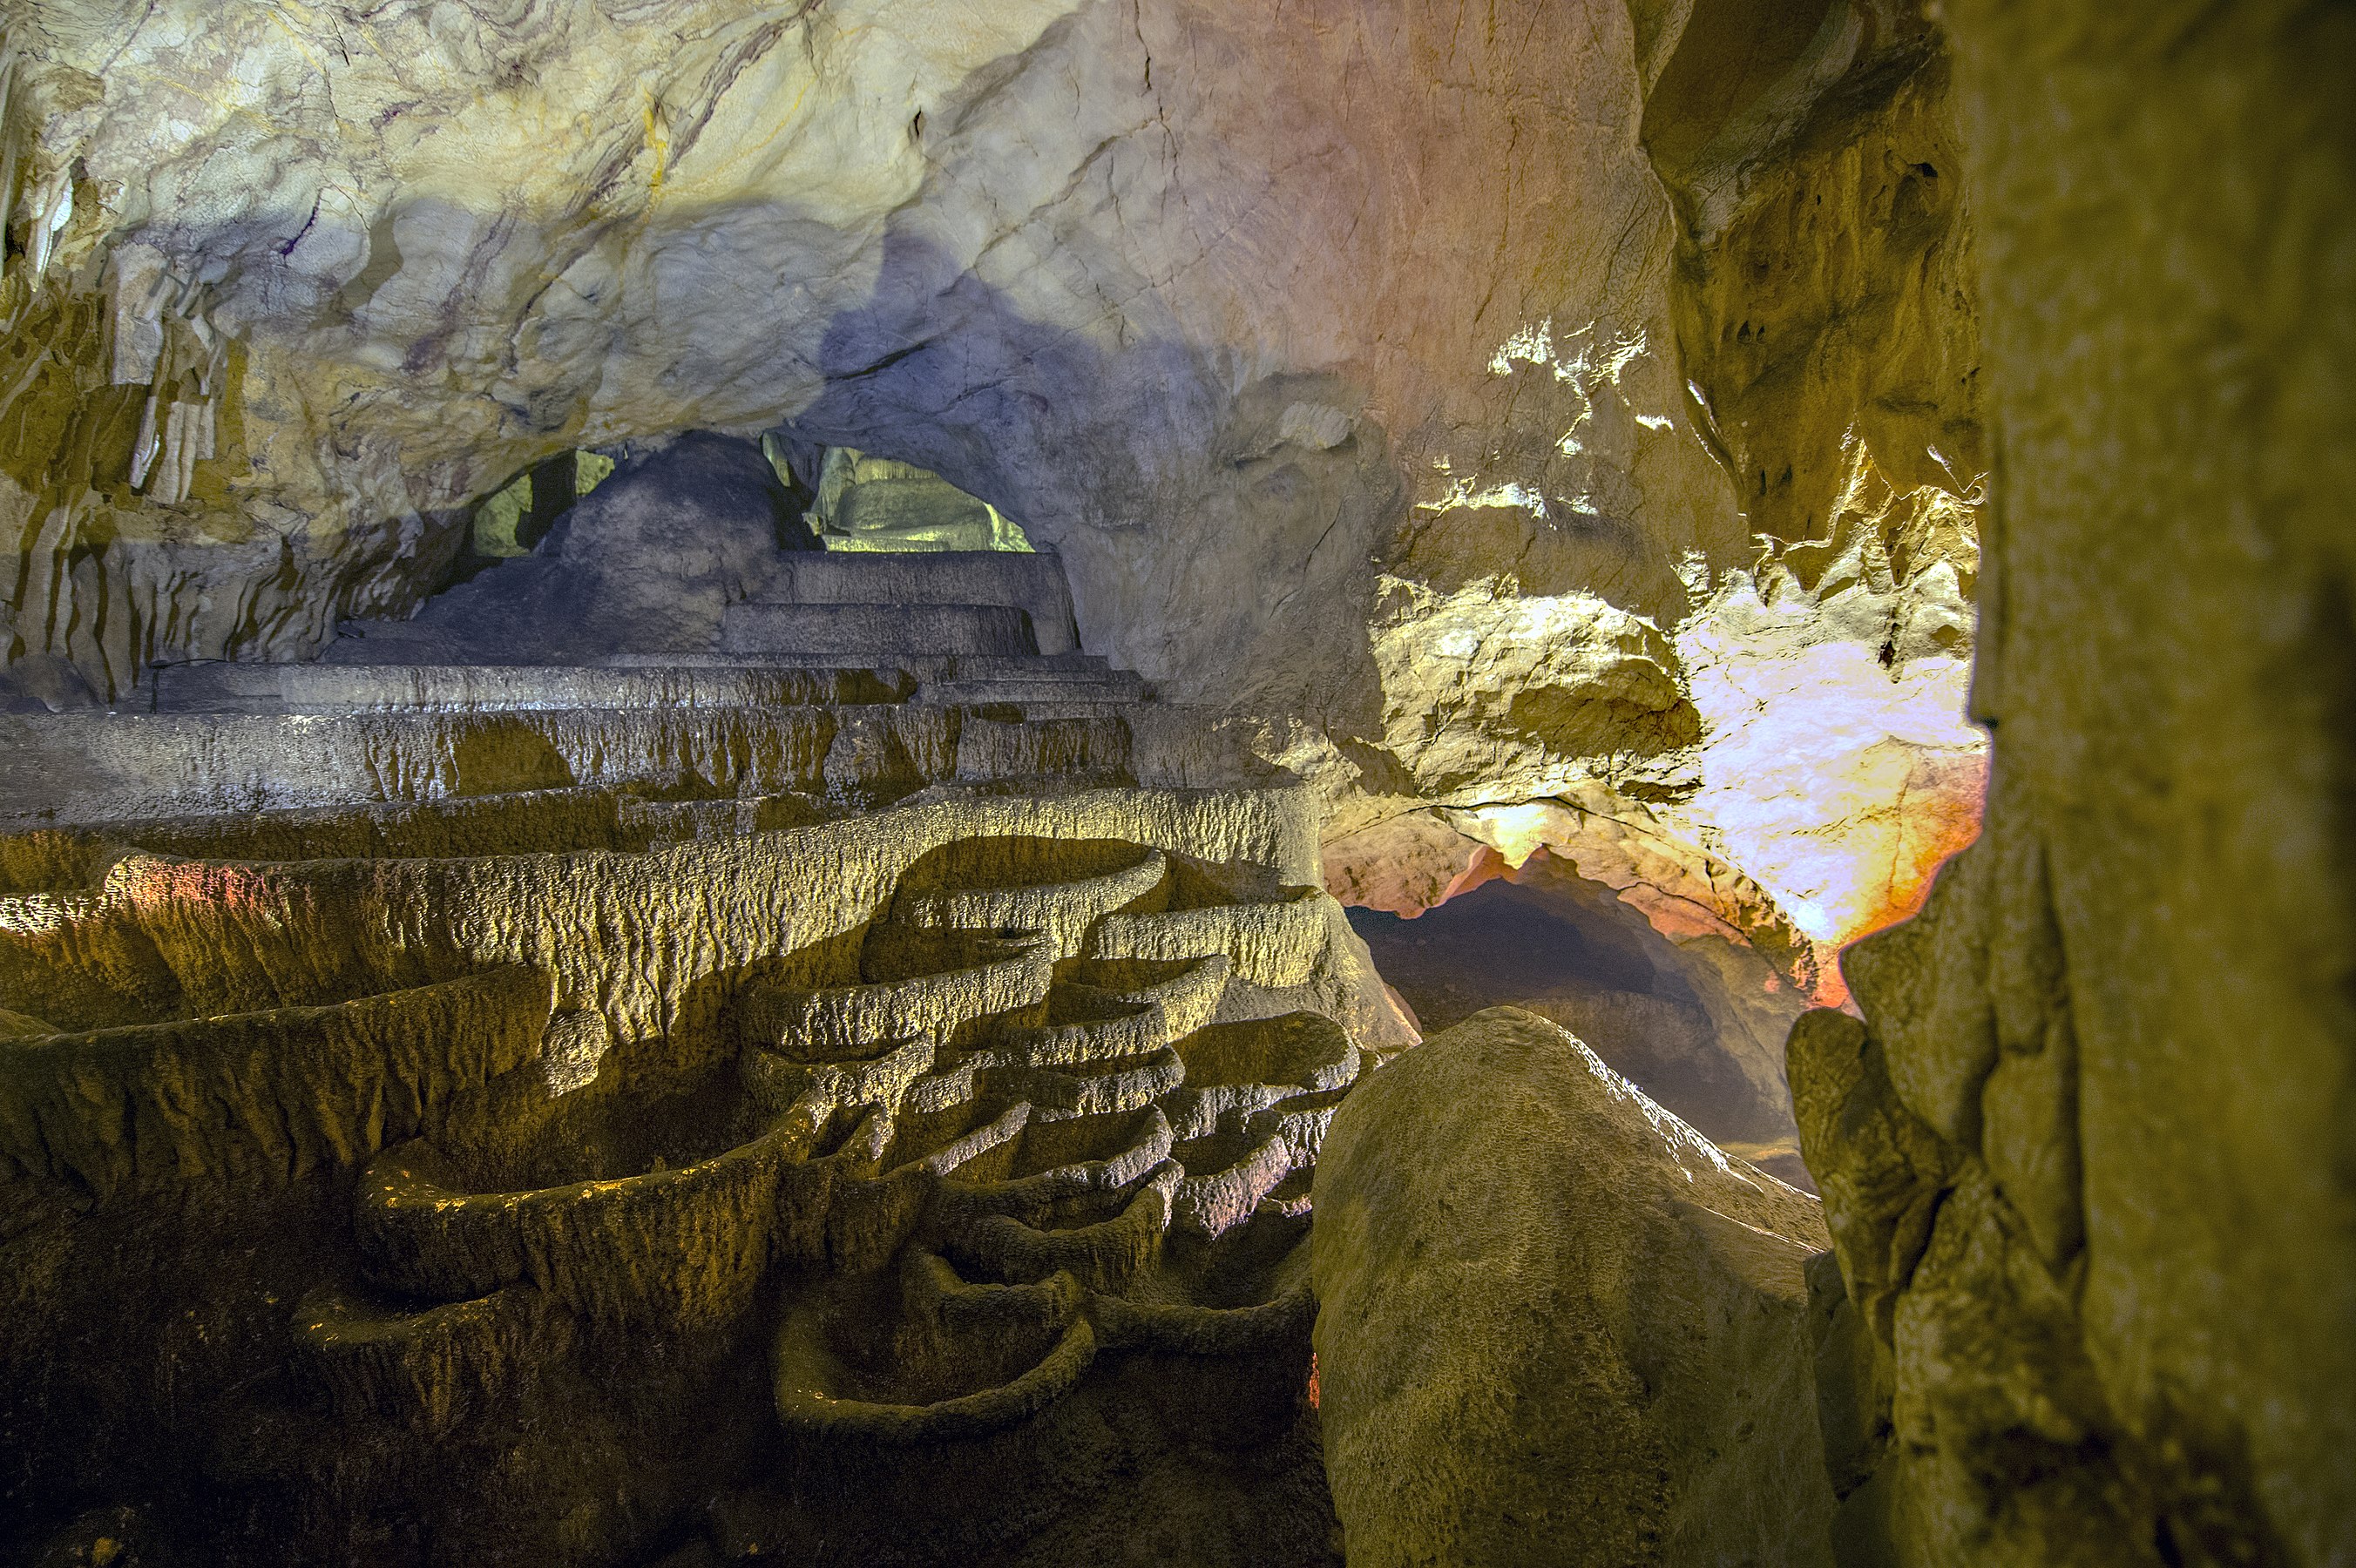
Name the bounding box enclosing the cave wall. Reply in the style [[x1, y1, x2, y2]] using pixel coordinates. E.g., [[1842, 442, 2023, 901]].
[[0, 0, 1727, 723], [1791, 3, 2356, 1562], [1313, 0, 1990, 999], [0, 1, 1986, 1004], [1640, 0, 1987, 963], [1345, 847, 1817, 1168]]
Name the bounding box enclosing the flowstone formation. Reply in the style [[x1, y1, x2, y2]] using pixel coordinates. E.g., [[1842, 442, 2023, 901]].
[[0, 552, 1405, 1563]]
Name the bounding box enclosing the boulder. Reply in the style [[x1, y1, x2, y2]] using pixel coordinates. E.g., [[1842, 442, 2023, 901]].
[[1311, 1005, 1834, 1568], [0, 653, 103, 714]]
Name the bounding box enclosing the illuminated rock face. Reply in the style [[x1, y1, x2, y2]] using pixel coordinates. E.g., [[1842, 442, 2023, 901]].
[[0, 1, 1982, 1011], [3, 4, 2339, 1564], [1321, 0, 1992, 1045], [1676, 463, 1987, 974], [1, 0, 1704, 712]]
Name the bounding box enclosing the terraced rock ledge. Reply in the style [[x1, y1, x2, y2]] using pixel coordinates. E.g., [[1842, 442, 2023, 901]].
[[0, 616, 1410, 1565]]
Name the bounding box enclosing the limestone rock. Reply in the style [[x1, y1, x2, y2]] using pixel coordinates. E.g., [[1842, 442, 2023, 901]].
[[0, 0, 1720, 720], [1324, 792, 1828, 1163], [0, 1, 1985, 1004], [0, 690, 1382, 1560], [1347, 848, 1812, 1157], [1784, 4, 2356, 1563], [0, 652, 100, 713], [1319, 810, 1492, 918], [0, 966, 552, 1204], [1311, 1005, 1834, 1568], [803, 446, 1032, 553], [1638, 0, 1987, 965]]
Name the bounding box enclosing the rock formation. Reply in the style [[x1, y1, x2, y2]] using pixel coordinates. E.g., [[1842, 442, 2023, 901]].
[[798, 444, 1034, 553], [1786, 5, 2356, 1565], [0, 550, 1410, 1561], [0, 0, 1988, 1093], [1311, 1006, 1834, 1567], [325, 431, 823, 666], [1308, 0, 1989, 1000], [7, 0, 2334, 1563]]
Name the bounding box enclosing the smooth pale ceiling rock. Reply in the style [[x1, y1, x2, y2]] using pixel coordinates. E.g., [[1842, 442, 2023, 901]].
[[4, 0, 1722, 698]]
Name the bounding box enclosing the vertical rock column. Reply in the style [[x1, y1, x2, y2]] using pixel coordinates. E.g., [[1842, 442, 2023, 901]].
[[1788, 5, 2356, 1565]]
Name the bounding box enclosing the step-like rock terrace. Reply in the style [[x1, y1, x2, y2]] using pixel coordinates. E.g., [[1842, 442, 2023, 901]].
[[0, 636, 1408, 1565]]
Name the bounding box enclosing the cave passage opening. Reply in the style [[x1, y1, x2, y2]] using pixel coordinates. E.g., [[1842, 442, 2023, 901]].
[[464, 435, 1033, 575], [788, 441, 1034, 555], [1344, 846, 1816, 1187]]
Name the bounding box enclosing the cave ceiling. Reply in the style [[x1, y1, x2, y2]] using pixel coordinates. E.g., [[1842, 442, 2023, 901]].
[[0, 0, 1984, 978]]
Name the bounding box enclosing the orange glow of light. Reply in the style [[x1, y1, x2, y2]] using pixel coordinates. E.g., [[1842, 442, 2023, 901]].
[[1371, 841, 1513, 921], [1433, 844, 1512, 909], [1337, 747, 1989, 1017], [113, 851, 281, 918], [1814, 760, 1987, 1008], [1307, 1352, 1320, 1410]]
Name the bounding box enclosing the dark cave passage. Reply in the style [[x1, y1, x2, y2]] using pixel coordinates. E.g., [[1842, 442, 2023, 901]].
[[1344, 848, 1814, 1186]]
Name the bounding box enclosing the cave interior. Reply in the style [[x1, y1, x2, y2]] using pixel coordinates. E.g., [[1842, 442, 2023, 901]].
[[0, 2, 2348, 1566]]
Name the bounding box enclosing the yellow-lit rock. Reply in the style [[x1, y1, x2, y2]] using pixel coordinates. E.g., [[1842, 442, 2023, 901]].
[[1313, 1005, 1834, 1567]]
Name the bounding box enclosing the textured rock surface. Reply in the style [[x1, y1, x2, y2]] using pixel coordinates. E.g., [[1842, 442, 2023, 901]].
[[0, 966, 549, 1202], [0, 0, 1984, 1011], [0, 0, 1713, 708], [802, 445, 1033, 553], [1325, 786, 1830, 1164], [1642, 0, 1986, 963], [1, 681, 1394, 1563], [1315, 0, 1988, 989], [1312, 1006, 1834, 1567], [330, 431, 819, 664], [1788, 5, 2356, 1564]]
